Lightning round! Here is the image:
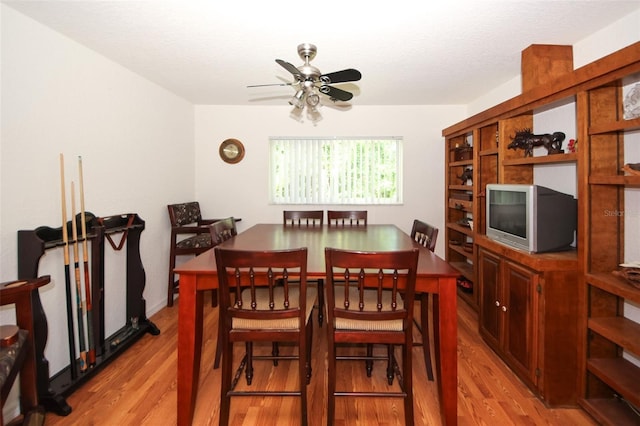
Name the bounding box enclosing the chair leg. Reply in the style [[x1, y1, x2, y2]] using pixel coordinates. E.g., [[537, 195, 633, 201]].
[[365, 344, 374, 377], [317, 279, 324, 326], [219, 335, 233, 426], [327, 334, 337, 426], [211, 289, 218, 307], [272, 342, 280, 366], [403, 342, 414, 425], [305, 320, 313, 384], [385, 345, 394, 385], [167, 256, 177, 307], [300, 323, 311, 426], [214, 313, 222, 369], [420, 293, 434, 381], [245, 342, 254, 385]]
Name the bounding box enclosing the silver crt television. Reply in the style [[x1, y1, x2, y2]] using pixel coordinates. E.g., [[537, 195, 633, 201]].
[[485, 184, 577, 253]]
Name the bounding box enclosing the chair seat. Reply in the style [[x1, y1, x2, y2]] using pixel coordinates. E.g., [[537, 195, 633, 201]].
[[175, 233, 211, 250], [333, 288, 406, 332], [233, 287, 316, 330]]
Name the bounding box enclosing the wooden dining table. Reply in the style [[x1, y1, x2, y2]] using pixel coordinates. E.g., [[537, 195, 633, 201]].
[[174, 224, 459, 426]]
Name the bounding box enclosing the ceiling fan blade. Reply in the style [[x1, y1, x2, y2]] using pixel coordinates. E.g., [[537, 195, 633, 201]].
[[276, 59, 301, 77], [320, 68, 362, 84], [320, 85, 353, 102], [247, 82, 295, 88]]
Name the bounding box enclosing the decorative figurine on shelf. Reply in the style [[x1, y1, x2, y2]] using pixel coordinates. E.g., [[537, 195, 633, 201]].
[[612, 262, 640, 289], [454, 141, 473, 161], [623, 83, 640, 120], [458, 167, 473, 184], [567, 138, 577, 153], [507, 128, 565, 157], [622, 163, 640, 176]]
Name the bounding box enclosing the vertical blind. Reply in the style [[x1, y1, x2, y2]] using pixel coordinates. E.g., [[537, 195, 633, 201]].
[[269, 137, 403, 205]]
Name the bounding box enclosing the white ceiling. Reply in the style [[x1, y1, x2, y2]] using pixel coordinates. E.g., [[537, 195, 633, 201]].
[[3, 1, 639, 106]]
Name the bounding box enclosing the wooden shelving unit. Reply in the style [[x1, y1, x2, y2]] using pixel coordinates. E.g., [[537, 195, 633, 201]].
[[578, 74, 640, 424], [444, 131, 476, 307], [442, 42, 640, 419]]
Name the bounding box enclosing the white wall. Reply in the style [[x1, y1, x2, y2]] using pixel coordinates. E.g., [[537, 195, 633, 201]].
[[0, 4, 194, 399], [467, 8, 640, 115], [194, 104, 466, 256]]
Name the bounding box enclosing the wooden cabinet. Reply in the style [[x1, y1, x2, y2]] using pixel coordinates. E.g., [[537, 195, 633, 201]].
[[443, 42, 640, 417], [477, 240, 578, 405], [479, 248, 537, 385]]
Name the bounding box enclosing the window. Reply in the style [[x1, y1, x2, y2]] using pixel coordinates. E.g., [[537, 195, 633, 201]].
[[269, 137, 403, 205]]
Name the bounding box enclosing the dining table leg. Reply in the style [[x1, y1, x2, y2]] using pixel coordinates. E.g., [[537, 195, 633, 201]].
[[177, 274, 204, 426], [433, 277, 458, 426]]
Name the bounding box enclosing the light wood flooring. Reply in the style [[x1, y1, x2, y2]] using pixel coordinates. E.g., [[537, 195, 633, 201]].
[[44, 294, 595, 425]]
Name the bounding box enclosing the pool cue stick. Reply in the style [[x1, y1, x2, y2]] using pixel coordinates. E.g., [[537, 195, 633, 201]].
[[78, 156, 96, 366], [60, 153, 78, 379], [70, 181, 88, 372]]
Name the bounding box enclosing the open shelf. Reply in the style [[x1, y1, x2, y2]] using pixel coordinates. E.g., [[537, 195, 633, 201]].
[[479, 148, 499, 156], [586, 358, 640, 410], [586, 272, 640, 303], [589, 117, 640, 134], [588, 317, 640, 354], [588, 175, 640, 186], [502, 152, 577, 166], [579, 397, 640, 426]]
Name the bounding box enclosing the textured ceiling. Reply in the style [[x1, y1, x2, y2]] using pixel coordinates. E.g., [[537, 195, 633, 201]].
[[3, 1, 640, 106]]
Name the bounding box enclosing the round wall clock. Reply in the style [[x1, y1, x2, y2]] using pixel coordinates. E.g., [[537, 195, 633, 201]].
[[219, 138, 245, 164]]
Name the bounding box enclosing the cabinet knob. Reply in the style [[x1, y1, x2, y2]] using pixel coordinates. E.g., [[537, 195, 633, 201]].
[[502, 305, 507, 312], [495, 300, 500, 307]]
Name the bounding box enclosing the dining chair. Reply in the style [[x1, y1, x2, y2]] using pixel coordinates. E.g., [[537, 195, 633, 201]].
[[215, 247, 315, 426], [283, 210, 324, 226], [166, 202, 218, 307], [283, 210, 325, 325], [324, 247, 419, 426], [1, 276, 50, 426], [327, 210, 367, 226], [327, 210, 375, 371], [209, 218, 238, 370], [410, 219, 438, 381]]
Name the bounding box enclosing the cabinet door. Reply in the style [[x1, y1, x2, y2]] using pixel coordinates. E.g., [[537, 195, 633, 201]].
[[502, 260, 538, 385], [479, 248, 501, 351]]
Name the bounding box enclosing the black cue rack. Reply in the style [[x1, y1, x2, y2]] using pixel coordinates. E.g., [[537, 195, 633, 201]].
[[17, 213, 160, 416]]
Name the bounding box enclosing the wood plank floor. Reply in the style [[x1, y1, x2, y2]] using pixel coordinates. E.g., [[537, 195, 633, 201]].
[[44, 295, 595, 425]]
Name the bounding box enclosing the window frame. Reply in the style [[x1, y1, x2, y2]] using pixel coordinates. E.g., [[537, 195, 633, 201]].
[[268, 137, 403, 205]]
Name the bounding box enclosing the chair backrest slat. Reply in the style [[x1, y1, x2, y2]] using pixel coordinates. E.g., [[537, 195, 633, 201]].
[[215, 247, 308, 321], [410, 219, 438, 252], [210, 217, 237, 245], [283, 210, 324, 227], [324, 248, 418, 323], [327, 210, 367, 227]]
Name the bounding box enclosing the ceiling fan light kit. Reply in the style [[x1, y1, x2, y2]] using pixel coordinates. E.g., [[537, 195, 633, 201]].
[[250, 43, 362, 120]]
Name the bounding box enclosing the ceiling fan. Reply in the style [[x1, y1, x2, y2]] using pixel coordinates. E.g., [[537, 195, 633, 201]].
[[248, 43, 362, 109]]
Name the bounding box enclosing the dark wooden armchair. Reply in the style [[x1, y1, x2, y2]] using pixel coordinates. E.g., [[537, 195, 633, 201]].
[[167, 202, 241, 307], [1, 276, 50, 426]]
